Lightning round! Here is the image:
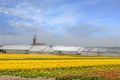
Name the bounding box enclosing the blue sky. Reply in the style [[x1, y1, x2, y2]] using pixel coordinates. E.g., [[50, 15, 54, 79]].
[[0, 0, 120, 46]]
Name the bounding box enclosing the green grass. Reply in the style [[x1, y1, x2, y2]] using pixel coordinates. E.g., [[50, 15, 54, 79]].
[[0, 65, 119, 78]]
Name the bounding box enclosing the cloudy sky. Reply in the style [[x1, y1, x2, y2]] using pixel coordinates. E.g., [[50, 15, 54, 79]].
[[0, 0, 120, 47]]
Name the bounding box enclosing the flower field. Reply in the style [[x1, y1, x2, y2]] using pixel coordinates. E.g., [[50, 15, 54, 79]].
[[0, 54, 120, 79]]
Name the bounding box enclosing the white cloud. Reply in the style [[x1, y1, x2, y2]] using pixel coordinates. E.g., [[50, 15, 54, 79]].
[[9, 21, 37, 32], [0, 1, 82, 35]]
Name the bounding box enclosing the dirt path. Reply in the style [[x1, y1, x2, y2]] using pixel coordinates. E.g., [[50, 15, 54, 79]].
[[0, 76, 55, 80]]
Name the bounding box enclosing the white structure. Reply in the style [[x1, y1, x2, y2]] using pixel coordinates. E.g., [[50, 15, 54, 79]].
[[29, 45, 47, 53], [42, 46, 54, 53], [0, 45, 32, 50], [0, 45, 120, 56], [77, 47, 84, 53], [81, 47, 120, 57], [29, 45, 54, 53], [0, 45, 33, 53], [52, 46, 80, 54]]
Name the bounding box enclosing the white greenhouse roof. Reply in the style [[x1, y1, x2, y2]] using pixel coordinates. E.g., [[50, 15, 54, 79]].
[[82, 47, 120, 53], [0, 45, 33, 50], [52, 46, 80, 51], [29, 45, 47, 51], [77, 47, 84, 53], [42, 46, 54, 52]]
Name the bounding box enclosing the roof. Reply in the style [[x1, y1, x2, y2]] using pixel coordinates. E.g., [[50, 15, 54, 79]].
[[52, 46, 80, 51], [0, 45, 33, 50], [82, 47, 120, 53], [29, 45, 47, 51]]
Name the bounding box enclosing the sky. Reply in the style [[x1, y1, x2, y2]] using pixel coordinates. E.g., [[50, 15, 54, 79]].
[[0, 0, 120, 47]]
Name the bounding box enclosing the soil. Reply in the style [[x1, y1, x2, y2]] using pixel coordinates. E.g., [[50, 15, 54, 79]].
[[0, 76, 55, 80], [82, 70, 120, 79]]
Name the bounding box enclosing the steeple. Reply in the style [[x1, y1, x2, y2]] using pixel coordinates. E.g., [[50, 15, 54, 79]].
[[32, 34, 46, 45], [33, 34, 37, 45]]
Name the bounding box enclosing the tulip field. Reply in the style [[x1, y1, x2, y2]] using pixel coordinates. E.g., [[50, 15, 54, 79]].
[[0, 54, 120, 80]]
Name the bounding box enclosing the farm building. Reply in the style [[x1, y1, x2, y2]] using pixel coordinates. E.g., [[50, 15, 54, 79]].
[[0, 45, 33, 54], [81, 47, 120, 57], [52, 46, 82, 54], [0, 45, 120, 56], [0, 45, 82, 54], [29, 45, 54, 53]]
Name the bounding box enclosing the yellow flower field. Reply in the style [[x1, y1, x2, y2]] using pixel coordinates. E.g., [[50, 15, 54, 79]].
[[0, 54, 119, 79], [0, 54, 119, 70], [0, 54, 115, 59], [0, 59, 120, 70]]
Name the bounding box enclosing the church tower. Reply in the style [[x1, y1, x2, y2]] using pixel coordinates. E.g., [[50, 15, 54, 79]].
[[33, 34, 37, 45]]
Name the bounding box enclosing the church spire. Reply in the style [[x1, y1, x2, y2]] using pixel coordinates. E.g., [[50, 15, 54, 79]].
[[33, 34, 37, 45]]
